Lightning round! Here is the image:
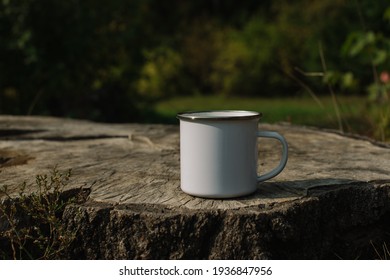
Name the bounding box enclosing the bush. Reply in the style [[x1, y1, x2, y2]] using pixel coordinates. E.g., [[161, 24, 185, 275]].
[[136, 46, 187, 100], [210, 17, 284, 96]]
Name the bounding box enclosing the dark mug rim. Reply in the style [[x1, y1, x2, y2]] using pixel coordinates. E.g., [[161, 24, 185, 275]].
[[177, 110, 262, 121]]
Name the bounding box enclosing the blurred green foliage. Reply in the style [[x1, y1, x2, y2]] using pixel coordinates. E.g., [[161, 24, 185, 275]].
[[0, 0, 389, 124], [136, 46, 185, 99]]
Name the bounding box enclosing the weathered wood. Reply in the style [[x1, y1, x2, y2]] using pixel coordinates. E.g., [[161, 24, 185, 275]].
[[1, 115, 390, 259]]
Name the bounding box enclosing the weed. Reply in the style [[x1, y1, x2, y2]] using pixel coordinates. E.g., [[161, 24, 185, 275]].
[[0, 167, 80, 259], [371, 241, 390, 260]]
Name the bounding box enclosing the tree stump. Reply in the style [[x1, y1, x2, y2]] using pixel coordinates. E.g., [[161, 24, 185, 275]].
[[1, 115, 390, 259]]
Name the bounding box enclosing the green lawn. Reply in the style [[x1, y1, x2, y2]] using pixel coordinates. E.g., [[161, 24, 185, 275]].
[[154, 95, 367, 132]]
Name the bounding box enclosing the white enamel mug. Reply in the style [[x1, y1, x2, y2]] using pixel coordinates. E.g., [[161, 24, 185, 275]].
[[177, 110, 288, 198]]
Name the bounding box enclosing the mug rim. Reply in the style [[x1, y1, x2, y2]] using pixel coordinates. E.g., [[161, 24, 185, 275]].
[[177, 110, 262, 121]]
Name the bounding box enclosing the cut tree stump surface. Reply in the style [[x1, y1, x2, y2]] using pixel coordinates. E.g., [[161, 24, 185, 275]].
[[1, 115, 390, 259]]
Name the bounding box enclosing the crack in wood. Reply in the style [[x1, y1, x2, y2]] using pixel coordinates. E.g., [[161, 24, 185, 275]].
[[0, 129, 46, 137], [4, 135, 129, 141]]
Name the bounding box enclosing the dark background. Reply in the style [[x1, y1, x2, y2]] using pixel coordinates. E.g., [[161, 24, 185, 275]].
[[1, 0, 389, 123]]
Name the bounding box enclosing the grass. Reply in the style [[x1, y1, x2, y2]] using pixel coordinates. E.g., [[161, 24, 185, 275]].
[[371, 241, 390, 260], [154, 95, 370, 135]]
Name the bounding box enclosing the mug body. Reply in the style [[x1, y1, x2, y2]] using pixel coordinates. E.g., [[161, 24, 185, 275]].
[[178, 111, 260, 198]]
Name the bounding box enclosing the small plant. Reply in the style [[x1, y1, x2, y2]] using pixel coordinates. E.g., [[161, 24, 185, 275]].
[[0, 167, 78, 259], [298, 5, 390, 142], [371, 241, 390, 260]]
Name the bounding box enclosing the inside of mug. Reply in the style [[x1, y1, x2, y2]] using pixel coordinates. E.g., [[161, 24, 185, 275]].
[[177, 110, 261, 120]]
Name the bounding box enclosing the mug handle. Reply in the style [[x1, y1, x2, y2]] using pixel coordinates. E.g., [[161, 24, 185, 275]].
[[257, 131, 288, 182]]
